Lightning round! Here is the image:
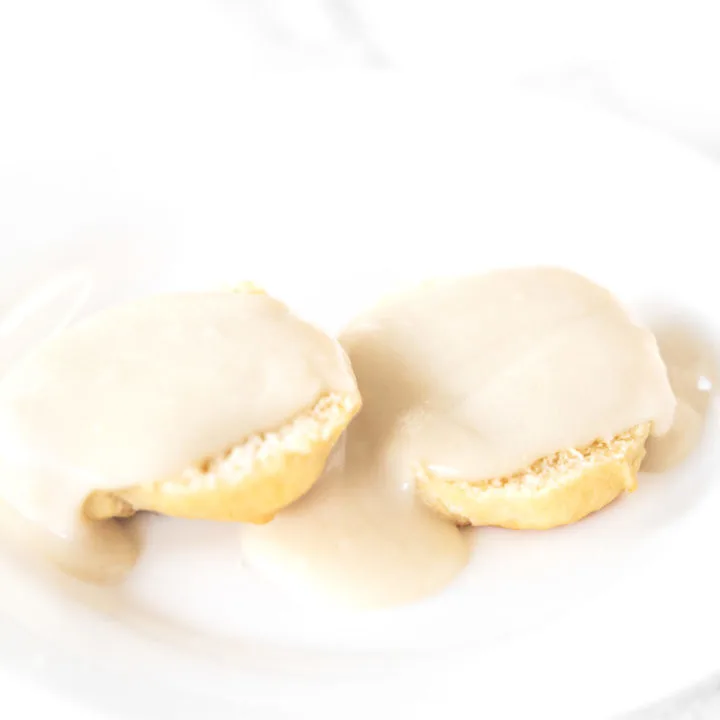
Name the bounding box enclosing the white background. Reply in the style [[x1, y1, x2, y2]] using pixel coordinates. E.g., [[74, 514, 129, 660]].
[[2, 2, 720, 718]]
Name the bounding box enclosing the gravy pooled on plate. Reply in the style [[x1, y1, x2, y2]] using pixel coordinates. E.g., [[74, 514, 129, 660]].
[[242, 268, 676, 607]]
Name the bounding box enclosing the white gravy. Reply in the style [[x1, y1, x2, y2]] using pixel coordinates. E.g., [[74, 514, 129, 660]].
[[0, 270, 690, 603], [0, 292, 356, 581], [642, 322, 717, 472], [241, 268, 677, 607]]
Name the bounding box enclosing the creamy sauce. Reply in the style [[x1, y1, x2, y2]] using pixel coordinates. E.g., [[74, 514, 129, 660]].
[[345, 269, 676, 480], [0, 498, 142, 584], [643, 322, 717, 472], [242, 438, 470, 608], [242, 268, 676, 607], [0, 269, 694, 605], [0, 292, 356, 581]]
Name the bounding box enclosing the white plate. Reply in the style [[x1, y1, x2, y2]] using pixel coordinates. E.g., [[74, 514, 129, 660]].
[[1, 78, 719, 720]]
